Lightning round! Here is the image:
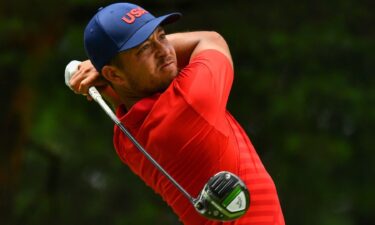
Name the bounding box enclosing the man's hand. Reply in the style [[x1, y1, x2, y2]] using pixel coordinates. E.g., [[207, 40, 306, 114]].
[[69, 60, 107, 98], [68, 60, 122, 107]]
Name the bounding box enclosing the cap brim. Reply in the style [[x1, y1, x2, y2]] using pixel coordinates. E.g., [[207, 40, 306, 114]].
[[119, 12, 181, 52]]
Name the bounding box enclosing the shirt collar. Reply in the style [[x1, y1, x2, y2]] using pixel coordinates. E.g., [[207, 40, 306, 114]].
[[116, 93, 161, 128]]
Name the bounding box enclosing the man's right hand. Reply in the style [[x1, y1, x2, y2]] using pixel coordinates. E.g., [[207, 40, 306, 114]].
[[68, 60, 122, 107], [69, 60, 107, 96]]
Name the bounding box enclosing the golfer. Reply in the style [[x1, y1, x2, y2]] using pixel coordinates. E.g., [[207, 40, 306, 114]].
[[69, 2, 285, 225]]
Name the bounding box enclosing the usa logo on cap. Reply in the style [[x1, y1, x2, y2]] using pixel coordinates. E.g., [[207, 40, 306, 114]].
[[122, 7, 149, 24]]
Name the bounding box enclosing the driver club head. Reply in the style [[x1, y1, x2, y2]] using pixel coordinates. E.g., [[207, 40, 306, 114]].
[[194, 171, 250, 221]]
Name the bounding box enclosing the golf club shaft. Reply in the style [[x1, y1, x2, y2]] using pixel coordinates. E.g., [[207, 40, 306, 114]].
[[89, 87, 195, 204]]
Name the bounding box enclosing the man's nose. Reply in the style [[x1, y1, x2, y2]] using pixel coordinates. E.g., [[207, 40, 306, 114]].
[[154, 41, 168, 57]]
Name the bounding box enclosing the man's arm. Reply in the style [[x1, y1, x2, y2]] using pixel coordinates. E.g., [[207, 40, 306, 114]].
[[166, 31, 233, 69]]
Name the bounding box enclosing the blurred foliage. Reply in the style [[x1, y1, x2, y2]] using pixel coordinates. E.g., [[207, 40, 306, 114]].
[[0, 0, 374, 225]]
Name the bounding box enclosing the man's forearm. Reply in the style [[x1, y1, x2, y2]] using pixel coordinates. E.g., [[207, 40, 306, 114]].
[[167, 32, 201, 69], [167, 31, 232, 69]]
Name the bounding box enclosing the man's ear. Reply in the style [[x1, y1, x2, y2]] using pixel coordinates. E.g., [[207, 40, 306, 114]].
[[101, 65, 125, 84]]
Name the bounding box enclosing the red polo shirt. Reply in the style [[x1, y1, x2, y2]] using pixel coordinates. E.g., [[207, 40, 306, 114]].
[[113, 50, 285, 225]]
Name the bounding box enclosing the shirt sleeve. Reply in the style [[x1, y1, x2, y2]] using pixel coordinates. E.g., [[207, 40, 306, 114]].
[[173, 49, 234, 125]]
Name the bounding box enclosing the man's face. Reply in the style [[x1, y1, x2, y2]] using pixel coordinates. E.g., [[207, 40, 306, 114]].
[[114, 27, 178, 97]]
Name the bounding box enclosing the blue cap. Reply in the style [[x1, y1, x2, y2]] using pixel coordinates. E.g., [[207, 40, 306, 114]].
[[84, 3, 181, 71]]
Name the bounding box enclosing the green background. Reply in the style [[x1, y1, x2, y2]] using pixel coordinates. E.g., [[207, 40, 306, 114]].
[[1, 0, 374, 224]]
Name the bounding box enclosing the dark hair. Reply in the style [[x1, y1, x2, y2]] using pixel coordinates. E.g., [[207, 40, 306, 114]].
[[109, 53, 124, 70]]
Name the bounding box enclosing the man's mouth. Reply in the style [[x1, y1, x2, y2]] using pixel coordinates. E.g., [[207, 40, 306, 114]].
[[161, 61, 174, 68], [159, 57, 175, 69]]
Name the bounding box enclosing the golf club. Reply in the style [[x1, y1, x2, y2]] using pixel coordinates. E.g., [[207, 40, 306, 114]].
[[65, 60, 250, 221]]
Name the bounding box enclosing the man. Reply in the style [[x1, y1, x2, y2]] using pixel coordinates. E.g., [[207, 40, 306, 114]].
[[69, 2, 285, 225]]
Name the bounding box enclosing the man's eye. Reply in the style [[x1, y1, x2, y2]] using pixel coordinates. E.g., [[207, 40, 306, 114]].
[[143, 44, 150, 49], [140, 44, 150, 52]]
